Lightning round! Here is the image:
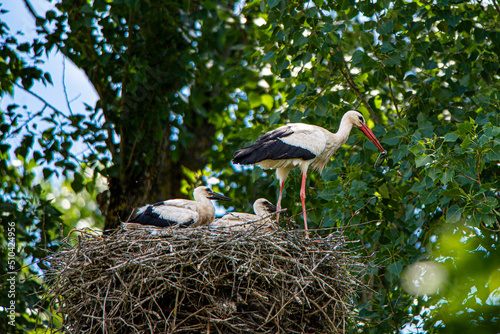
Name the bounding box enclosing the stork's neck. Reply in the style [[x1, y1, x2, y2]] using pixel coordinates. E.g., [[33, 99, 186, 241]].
[[253, 205, 266, 217], [195, 195, 215, 224], [332, 116, 355, 150]]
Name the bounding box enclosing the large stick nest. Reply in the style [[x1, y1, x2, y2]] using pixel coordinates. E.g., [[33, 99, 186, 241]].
[[43, 227, 366, 333]]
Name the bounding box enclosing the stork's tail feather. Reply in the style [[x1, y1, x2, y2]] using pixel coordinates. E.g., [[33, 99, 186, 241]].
[[232, 145, 261, 165]]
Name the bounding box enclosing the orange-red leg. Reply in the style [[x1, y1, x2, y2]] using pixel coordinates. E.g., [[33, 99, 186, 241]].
[[300, 170, 309, 239], [276, 180, 285, 222]]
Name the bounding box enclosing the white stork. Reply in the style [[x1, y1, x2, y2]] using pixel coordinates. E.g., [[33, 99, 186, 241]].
[[232, 110, 386, 238], [124, 186, 231, 228], [210, 198, 278, 232]]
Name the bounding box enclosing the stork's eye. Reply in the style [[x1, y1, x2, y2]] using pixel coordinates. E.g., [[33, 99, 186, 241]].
[[358, 116, 364, 122]]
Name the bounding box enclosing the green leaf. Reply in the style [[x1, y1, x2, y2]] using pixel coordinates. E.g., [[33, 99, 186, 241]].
[[294, 36, 308, 47], [314, 104, 327, 117], [267, 0, 280, 9], [482, 214, 497, 227], [295, 83, 306, 95], [268, 112, 280, 126], [446, 205, 462, 223], [381, 42, 395, 53], [378, 184, 390, 199], [461, 135, 471, 151], [485, 146, 500, 161], [351, 50, 364, 67], [43, 168, 54, 180], [383, 53, 401, 67], [263, 51, 276, 62], [415, 155, 433, 168], [305, 7, 318, 18], [392, 146, 410, 164], [381, 130, 399, 146], [331, 51, 344, 65], [44, 73, 53, 85], [443, 187, 465, 199], [440, 171, 455, 185], [260, 0, 266, 12], [478, 197, 498, 214], [492, 126, 500, 137], [71, 172, 85, 193], [248, 92, 261, 109], [444, 133, 459, 142], [288, 109, 303, 122], [362, 54, 377, 68], [445, 14, 462, 27], [252, 166, 263, 181], [377, 19, 394, 35], [394, 118, 408, 132], [387, 261, 403, 275], [318, 189, 337, 200], [457, 122, 474, 135], [0, 203, 18, 212], [277, 58, 290, 71], [261, 94, 274, 111]]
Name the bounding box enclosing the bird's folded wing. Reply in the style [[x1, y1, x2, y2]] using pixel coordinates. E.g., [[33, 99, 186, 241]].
[[279, 124, 327, 157], [161, 199, 197, 211], [212, 213, 260, 226], [129, 205, 198, 227]]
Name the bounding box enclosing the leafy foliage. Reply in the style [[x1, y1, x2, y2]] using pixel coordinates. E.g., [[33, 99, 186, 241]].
[[0, 7, 64, 331], [233, 0, 500, 332]]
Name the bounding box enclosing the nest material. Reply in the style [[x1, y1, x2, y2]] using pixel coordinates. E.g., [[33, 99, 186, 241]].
[[43, 227, 365, 333]]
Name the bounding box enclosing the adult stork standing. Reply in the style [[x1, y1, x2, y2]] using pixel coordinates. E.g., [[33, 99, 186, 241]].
[[232, 110, 386, 238], [124, 186, 231, 228], [210, 198, 278, 232]]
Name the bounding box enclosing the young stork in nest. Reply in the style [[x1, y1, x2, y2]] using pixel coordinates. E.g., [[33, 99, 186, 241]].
[[232, 110, 386, 238], [210, 198, 278, 232], [124, 186, 231, 228]]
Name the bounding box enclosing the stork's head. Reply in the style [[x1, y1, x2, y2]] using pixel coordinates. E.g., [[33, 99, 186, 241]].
[[253, 198, 277, 216], [343, 110, 367, 128], [193, 186, 231, 202], [344, 110, 386, 153]]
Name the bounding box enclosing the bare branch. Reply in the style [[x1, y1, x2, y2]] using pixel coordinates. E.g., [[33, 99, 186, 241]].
[[13, 82, 65, 116], [337, 54, 382, 124], [386, 73, 401, 118], [62, 58, 75, 116], [23, 0, 51, 35], [345, 196, 379, 227]]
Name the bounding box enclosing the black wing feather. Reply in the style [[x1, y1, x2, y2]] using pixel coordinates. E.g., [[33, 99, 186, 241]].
[[128, 206, 195, 227], [233, 126, 316, 164]]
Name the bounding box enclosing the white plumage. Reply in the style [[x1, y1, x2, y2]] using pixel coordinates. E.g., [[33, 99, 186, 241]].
[[124, 186, 231, 228], [210, 198, 278, 232], [232, 110, 386, 238]]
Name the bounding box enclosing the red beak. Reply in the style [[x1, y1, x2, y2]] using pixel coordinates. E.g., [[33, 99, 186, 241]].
[[358, 124, 386, 153]]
